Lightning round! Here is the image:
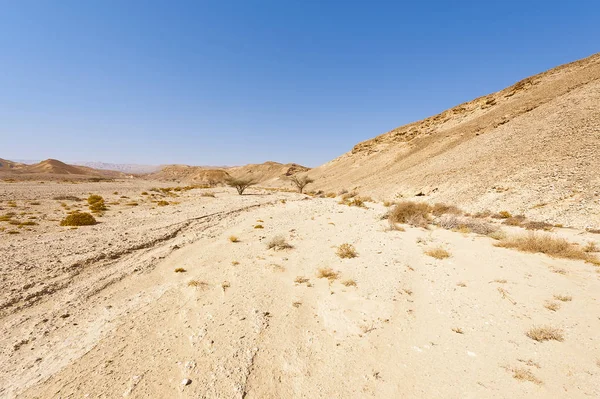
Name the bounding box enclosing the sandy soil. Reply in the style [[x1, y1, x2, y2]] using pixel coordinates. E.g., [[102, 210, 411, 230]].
[[1, 181, 600, 398]]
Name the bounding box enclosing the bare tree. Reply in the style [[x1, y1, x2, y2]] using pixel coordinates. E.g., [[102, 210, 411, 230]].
[[225, 177, 257, 195], [289, 175, 314, 194]]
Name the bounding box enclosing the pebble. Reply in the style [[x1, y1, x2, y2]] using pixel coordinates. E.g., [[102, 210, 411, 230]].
[[181, 378, 192, 386]]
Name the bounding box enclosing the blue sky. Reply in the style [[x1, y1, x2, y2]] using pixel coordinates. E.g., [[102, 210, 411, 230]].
[[1, 1, 598, 167]]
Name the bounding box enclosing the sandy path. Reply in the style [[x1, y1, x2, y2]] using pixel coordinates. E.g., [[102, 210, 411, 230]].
[[4, 196, 600, 398]]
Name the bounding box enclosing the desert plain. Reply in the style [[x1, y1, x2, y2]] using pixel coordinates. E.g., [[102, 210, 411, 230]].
[[1, 178, 599, 398]]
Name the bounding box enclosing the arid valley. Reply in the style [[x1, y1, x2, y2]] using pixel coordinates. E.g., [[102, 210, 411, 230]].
[[1, 7, 600, 397]]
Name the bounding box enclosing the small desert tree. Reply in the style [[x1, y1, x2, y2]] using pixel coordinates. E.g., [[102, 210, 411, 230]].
[[290, 175, 314, 194], [225, 177, 257, 195]]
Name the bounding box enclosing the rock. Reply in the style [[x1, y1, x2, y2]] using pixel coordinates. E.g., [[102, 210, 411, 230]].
[[181, 378, 192, 386]]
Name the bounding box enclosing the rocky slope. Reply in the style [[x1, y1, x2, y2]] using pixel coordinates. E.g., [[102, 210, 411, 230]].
[[308, 53, 600, 229]]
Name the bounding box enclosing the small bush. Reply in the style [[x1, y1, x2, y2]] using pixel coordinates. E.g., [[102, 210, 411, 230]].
[[336, 243, 358, 258], [583, 241, 599, 253], [141, 192, 148, 195], [495, 233, 600, 265], [188, 280, 209, 288], [267, 235, 292, 250], [502, 216, 525, 226], [432, 203, 462, 216], [424, 247, 450, 259], [544, 301, 561, 311], [254, 224, 264, 229], [294, 276, 310, 284], [326, 192, 337, 198], [526, 326, 564, 342], [53, 195, 82, 201], [389, 201, 432, 228], [524, 221, 553, 231], [342, 279, 357, 287], [201, 192, 216, 198], [60, 212, 97, 226], [317, 267, 339, 281], [510, 367, 543, 385], [174, 268, 186, 273], [156, 201, 169, 206], [496, 210, 512, 219]]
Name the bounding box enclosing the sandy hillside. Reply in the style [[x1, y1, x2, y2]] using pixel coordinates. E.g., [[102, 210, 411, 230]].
[[1, 181, 599, 398], [307, 53, 600, 230]]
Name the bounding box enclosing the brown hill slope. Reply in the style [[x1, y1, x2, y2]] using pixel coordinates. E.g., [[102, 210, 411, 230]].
[[149, 165, 232, 184], [0, 158, 126, 180], [309, 53, 600, 229], [227, 161, 310, 184], [149, 161, 310, 186]]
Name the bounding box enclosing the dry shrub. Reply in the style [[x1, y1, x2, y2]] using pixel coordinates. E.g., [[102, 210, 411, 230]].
[[510, 367, 543, 385], [201, 192, 216, 198], [502, 216, 525, 226], [432, 203, 462, 216], [229, 235, 240, 243], [254, 224, 264, 229], [526, 326, 564, 342], [586, 228, 600, 234], [60, 212, 97, 226], [336, 243, 357, 258], [524, 221, 553, 231], [156, 201, 169, 206], [267, 235, 293, 250], [493, 210, 512, 219], [451, 327, 464, 334], [584, 241, 599, 253], [544, 301, 561, 311], [325, 192, 336, 198], [553, 294, 572, 302], [425, 247, 451, 259], [435, 215, 498, 235], [389, 201, 432, 228], [495, 233, 600, 264], [188, 280, 209, 289], [317, 267, 339, 280], [341, 191, 358, 201], [342, 279, 357, 287], [347, 197, 366, 207], [174, 267, 186, 273], [294, 276, 310, 284]]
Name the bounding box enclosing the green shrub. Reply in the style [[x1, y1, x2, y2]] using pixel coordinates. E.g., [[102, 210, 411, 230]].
[[60, 212, 97, 226]]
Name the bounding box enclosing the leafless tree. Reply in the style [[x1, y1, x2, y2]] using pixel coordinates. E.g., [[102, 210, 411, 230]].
[[225, 177, 257, 195], [289, 175, 314, 194]]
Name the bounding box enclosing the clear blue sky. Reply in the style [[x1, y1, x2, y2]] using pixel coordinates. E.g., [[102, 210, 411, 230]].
[[1, 1, 598, 167]]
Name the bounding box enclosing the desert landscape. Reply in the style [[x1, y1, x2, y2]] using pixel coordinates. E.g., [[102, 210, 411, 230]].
[[1, 51, 600, 398]]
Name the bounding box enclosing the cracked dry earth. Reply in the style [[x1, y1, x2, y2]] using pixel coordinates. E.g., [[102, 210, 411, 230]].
[[1, 182, 600, 398]]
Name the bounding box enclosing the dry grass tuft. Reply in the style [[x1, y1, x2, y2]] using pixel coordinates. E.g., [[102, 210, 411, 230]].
[[342, 279, 357, 287], [174, 268, 186, 273], [424, 247, 450, 259], [496, 233, 600, 265], [456, 281, 467, 287], [317, 267, 339, 281], [201, 192, 216, 198], [188, 280, 209, 289], [510, 367, 543, 385], [584, 241, 599, 253], [60, 212, 97, 226], [294, 276, 310, 284], [254, 224, 264, 229], [336, 243, 358, 258], [544, 301, 561, 311], [229, 235, 240, 243], [156, 200, 169, 206], [267, 235, 293, 250], [553, 294, 572, 302], [526, 326, 564, 342], [432, 203, 462, 216]]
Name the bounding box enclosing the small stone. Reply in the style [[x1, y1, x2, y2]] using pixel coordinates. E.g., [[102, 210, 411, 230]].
[[181, 378, 192, 386]]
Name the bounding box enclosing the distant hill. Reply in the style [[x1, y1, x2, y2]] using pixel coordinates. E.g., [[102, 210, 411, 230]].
[[147, 161, 310, 186], [0, 158, 126, 180], [70, 161, 160, 175]]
